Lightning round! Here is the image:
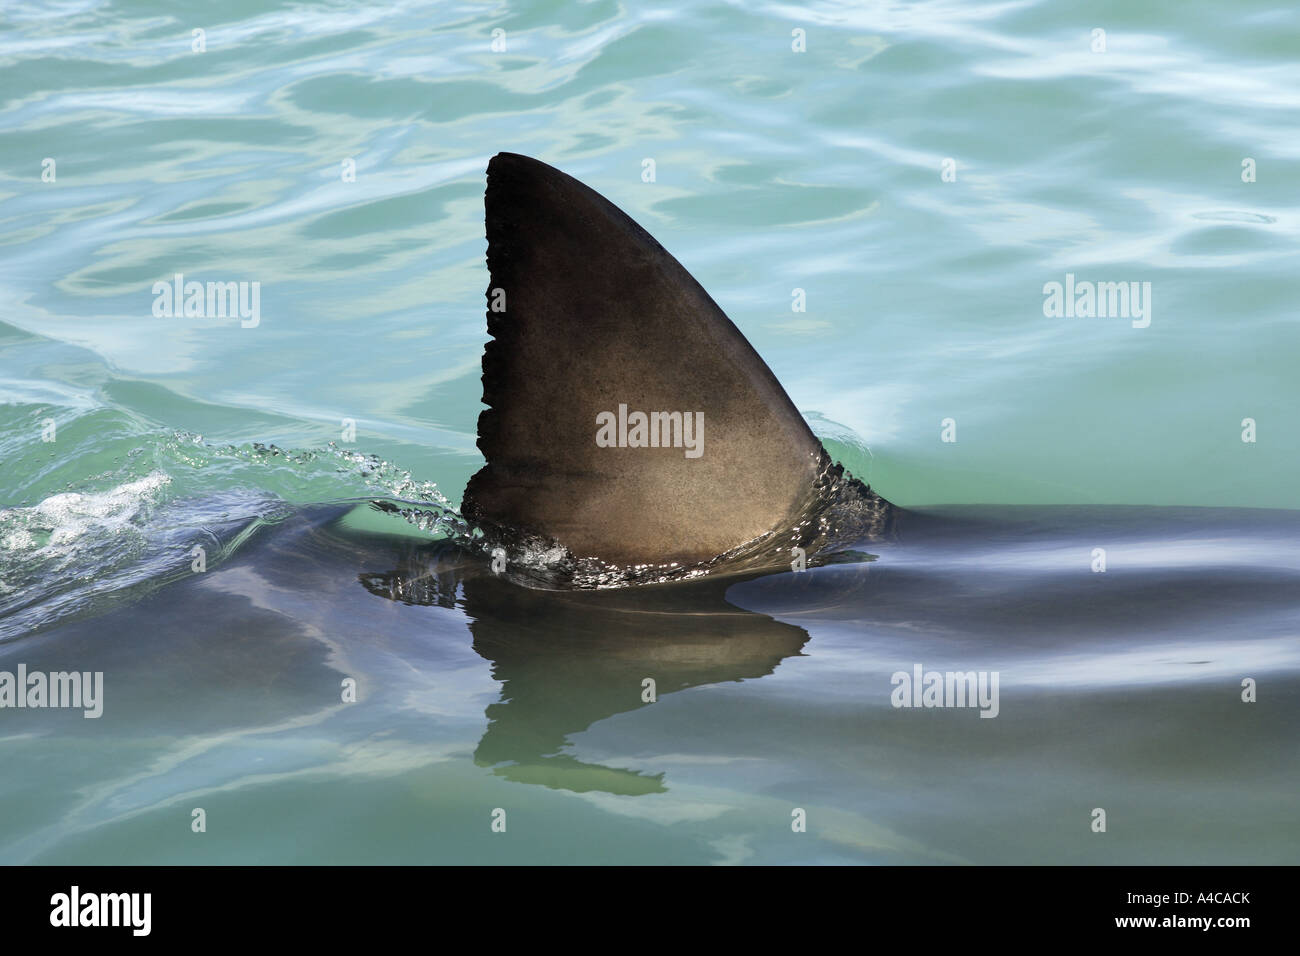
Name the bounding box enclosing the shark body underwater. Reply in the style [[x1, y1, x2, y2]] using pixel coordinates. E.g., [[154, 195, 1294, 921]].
[[459, 152, 892, 587]]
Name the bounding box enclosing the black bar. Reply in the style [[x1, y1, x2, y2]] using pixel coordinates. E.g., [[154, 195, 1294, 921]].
[[0, 865, 1278, 940]]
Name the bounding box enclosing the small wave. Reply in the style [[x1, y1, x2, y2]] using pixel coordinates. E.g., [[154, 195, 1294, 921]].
[[0, 476, 287, 643], [0, 432, 462, 642], [1190, 210, 1278, 224]]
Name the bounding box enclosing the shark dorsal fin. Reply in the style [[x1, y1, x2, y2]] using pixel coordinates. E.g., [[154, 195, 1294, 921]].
[[462, 152, 835, 569]]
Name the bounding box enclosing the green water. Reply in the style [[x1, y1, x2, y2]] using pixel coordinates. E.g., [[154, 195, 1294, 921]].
[[1, 0, 1297, 864]]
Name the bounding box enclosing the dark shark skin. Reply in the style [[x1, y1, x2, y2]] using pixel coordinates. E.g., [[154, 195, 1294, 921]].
[[462, 153, 889, 570]]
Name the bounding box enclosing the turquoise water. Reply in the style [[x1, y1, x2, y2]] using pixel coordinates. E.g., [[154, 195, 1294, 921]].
[[2, 0, 1298, 864]]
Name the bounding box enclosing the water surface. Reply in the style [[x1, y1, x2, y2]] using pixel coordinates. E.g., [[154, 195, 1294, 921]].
[[1, 0, 1297, 864]]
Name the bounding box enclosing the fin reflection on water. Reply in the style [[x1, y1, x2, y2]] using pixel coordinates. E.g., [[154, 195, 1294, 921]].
[[361, 547, 809, 795]]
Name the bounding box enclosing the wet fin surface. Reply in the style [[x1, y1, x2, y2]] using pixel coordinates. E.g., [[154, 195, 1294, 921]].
[[463, 152, 883, 571]]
